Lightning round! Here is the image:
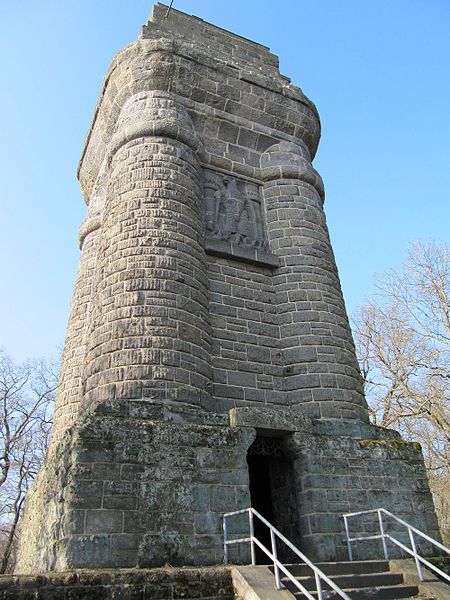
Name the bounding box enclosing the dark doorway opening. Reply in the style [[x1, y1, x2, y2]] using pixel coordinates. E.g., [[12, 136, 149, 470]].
[[247, 451, 274, 563], [246, 435, 300, 564]]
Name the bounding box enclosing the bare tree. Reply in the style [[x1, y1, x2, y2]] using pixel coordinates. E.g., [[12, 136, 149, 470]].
[[0, 350, 57, 573], [353, 240, 450, 543]]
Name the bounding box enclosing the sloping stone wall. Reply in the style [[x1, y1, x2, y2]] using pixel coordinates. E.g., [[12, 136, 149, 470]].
[[16, 402, 253, 572], [17, 402, 441, 571]]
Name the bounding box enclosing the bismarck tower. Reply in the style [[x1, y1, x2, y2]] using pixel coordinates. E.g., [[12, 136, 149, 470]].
[[16, 4, 439, 572]]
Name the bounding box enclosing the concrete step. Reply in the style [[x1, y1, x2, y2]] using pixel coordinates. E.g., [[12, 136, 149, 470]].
[[389, 557, 447, 600], [280, 561, 391, 577], [288, 584, 420, 600], [281, 572, 404, 591], [271, 562, 422, 600]]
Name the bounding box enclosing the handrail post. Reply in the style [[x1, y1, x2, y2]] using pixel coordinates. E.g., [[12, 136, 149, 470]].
[[249, 509, 256, 565], [408, 527, 424, 581], [224, 507, 356, 600], [314, 572, 323, 600], [343, 515, 353, 561], [341, 507, 450, 588], [378, 509, 389, 560], [270, 528, 281, 590], [223, 515, 228, 564]]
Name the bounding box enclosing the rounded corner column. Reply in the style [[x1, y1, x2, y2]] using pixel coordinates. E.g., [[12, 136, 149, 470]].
[[50, 194, 105, 450], [82, 91, 212, 410], [261, 141, 368, 422]]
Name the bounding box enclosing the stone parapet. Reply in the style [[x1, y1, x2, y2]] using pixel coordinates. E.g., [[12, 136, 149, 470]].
[[77, 6, 320, 202]]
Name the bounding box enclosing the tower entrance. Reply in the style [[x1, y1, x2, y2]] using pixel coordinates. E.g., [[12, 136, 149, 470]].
[[247, 436, 300, 563]]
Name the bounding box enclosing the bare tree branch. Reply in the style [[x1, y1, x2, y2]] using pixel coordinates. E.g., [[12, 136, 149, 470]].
[[352, 240, 450, 544], [0, 350, 58, 573]]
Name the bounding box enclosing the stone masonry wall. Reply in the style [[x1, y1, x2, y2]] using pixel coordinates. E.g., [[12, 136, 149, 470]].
[[17, 401, 440, 571], [261, 142, 367, 421], [289, 430, 441, 562], [0, 567, 234, 600], [16, 402, 253, 573], [207, 257, 283, 411]]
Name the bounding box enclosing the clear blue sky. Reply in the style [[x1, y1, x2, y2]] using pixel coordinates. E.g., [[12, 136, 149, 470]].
[[1, 1, 449, 362]]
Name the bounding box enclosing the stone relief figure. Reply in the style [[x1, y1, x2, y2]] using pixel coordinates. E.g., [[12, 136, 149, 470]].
[[244, 182, 266, 249], [203, 168, 268, 250], [204, 170, 224, 235]]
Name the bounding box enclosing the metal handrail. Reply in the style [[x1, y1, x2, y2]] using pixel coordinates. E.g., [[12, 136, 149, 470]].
[[343, 507, 450, 584], [223, 507, 352, 600]]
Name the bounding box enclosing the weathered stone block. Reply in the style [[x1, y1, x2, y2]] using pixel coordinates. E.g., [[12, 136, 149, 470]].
[[210, 487, 236, 513], [194, 513, 221, 535], [58, 535, 111, 570], [66, 481, 104, 510], [110, 535, 139, 568], [86, 510, 123, 534]]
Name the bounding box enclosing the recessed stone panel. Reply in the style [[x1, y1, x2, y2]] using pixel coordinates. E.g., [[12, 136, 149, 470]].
[[203, 167, 279, 268]]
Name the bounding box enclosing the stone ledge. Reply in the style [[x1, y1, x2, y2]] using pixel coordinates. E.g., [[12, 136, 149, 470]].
[[205, 239, 279, 268], [229, 406, 313, 433], [231, 566, 292, 600], [388, 558, 450, 600], [1, 566, 234, 599]]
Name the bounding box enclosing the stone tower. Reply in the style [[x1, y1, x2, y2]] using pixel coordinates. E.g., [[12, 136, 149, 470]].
[[16, 4, 439, 573]]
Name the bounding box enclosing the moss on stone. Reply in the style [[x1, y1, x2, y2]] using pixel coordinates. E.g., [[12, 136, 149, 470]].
[[359, 439, 421, 451]]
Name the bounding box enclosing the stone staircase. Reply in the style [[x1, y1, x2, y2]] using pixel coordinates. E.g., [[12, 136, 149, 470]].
[[225, 509, 449, 600], [231, 558, 450, 600], [272, 560, 428, 599]]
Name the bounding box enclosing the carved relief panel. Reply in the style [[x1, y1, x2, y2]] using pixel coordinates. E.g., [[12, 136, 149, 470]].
[[203, 168, 269, 252]]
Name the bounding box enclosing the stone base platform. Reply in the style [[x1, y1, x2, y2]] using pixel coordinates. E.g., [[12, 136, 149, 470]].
[[15, 401, 441, 573], [0, 566, 234, 600]]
